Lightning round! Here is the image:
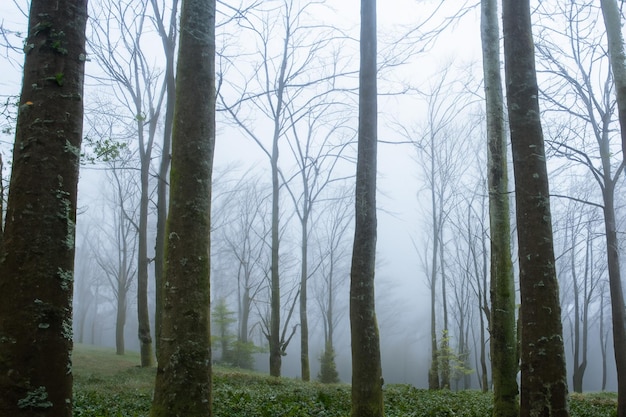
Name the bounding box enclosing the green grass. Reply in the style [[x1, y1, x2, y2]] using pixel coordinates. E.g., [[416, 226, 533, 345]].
[[72, 344, 617, 417]]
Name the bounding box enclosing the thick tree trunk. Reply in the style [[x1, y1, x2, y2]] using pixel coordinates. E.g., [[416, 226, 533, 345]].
[[480, 0, 518, 414], [0, 1, 87, 416], [350, 1, 383, 416], [150, 0, 215, 414], [502, 1, 570, 416]]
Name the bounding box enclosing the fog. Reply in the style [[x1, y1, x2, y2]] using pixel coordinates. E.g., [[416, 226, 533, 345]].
[[1, 0, 623, 395]]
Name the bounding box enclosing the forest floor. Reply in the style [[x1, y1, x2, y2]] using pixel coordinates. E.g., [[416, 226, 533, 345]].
[[72, 343, 616, 417]]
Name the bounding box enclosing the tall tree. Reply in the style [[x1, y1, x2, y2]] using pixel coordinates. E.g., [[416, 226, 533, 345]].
[[93, 159, 139, 356], [599, 1, 626, 413], [480, 0, 518, 414], [0, 0, 88, 416], [149, 0, 179, 363], [502, 1, 570, 416], [219, 0, 350, 377], [283, 106, 352, 381], [350, 0, 383, 415], [600, 0, 626, 158], [89, 0, 170, 366], [536, 0, 626, 400], [150, 0, 215, 414]]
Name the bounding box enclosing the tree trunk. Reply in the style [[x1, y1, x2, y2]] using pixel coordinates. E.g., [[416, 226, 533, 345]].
[[300, 213, 310, 381], [137, 150, 153, 367], [151, 0, 178, 364], [0, 1, 87, 415], [600, 2, 626, 413], [602, 182, 626, 416], [481, 0, 519, 414], [502, 1, 570, 416], [268, 28, 291, 377], [600, 0, 626, 158], [150, 0, 215, 414], [428, 158, 440, 390], [350, 1, 383, 416], [269, 137, 282, 377], [116, 290, 127, 355]]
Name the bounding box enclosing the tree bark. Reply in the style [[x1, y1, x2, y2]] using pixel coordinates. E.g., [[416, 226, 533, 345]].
[[150, 0, 215, 414], [350, 0, 383, 416], [0, 1, 88, 415], [502, 1, 570, 416], [480, 0, 518, 414]]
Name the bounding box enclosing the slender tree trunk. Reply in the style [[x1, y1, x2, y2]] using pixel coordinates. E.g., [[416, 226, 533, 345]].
[[116, 290, 127, 355], [428, 164, 440, 390], [600, 0, 626, 158], [137, 145, 153, 366], [600, 2, 626, 413], [350, 0, 383, 416], [300, 213, 310, 381], [502, 1, 569, 416], [601, 290, 608, 391], [150, 0, 215, 414], [440, 237, 450, 389], [602, 182, 626, 416], [268, 29, 291, 377], [0, 1, 88, 415], [481, 0, 518, 414], [151, 0, 178, 364], [269, 135, 282, 376]]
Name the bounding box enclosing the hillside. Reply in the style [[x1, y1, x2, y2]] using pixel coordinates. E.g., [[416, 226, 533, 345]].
[[72, 344, 616, 417]]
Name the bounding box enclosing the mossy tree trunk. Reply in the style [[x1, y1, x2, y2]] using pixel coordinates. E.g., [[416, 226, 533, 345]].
[[480, 0, 518, 415], [502, 1, 570, 416], [0, 1, 88, 415], [599, 1, 626, 414], [150, 0, 215, 414], [350, 0, 383, 416]]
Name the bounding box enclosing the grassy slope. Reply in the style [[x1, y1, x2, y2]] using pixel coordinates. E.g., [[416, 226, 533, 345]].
[[72, 344, 616, 417]]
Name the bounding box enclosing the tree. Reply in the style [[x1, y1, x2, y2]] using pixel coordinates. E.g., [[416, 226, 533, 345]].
[[536, 0, 626, 400], [0, 0, 88, 416], [149, 0, 178, 364], [480, 0, 518, 413], [409, 66, 473, 390], [502, 0, 570, 416], [600, 0, 626, 158], [89, 0, 171, 366], [92, 158, 139, 356], [283, 104, 353, 381], [212, 297, 237, 363], [219, 0, 352, 377], [555, 201, 602, 393], [600, 1, 626, 413], [314, 188, 352, 384], [150, 0, 215, 414], [350, 0, 383, 416]]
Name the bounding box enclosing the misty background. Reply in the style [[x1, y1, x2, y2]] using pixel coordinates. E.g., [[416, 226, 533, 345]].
[[0, 0, 621, 392]]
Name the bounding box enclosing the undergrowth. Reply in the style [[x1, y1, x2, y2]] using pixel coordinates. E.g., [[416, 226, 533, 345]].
[[72, 344, 617, 417]]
